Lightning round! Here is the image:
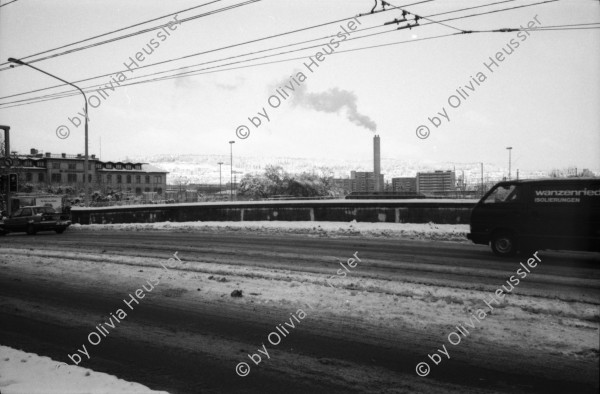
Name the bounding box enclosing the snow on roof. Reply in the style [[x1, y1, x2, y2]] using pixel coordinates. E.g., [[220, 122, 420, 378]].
[[142, 164, 169, 173]]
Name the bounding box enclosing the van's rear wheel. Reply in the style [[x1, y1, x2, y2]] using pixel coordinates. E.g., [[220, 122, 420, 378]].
[[491, 231, 517, 257]]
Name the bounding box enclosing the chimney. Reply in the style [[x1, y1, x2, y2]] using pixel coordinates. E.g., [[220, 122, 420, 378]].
[[61, 153, 66, 158], [373, 135, 381, 192], [45, 152, 51, 158], [30, 148, 38, 155]]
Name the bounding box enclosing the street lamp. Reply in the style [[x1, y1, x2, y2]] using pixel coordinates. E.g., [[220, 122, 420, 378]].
[[506, 147, 513, 180], [229, 141, 235, 200], [480, 162, 484, 197], [0, 125, 11, 214], [8, 57, 90, 206], [217, 162, 223, 196]]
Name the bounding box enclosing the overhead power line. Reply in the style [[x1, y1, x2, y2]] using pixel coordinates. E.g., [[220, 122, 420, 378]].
[[0, 0, 539, 102], [0, 0, 262, 72], [0, 33, 461, 110], [468, 22, 600, 33], [66, 23, 600, 92], [0, 0, 426, 73], [426, 0, 517, 18], [8, 15, 600, 111], [435, 0, 559, 25], [0, 0, 18, 8], [0, 9, 401, 101], [1, 22, 406, 106], [0, 0, 225, 67], [6, 18, 596, 110], [0, 0, 589, 109]]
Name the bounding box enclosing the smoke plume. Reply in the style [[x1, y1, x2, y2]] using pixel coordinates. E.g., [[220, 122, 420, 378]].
[[292, 83, 377, 132]]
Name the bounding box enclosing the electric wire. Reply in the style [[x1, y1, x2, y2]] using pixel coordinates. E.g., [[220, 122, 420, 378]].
[[0, 0, 262, 72], [0, 0, 18, 7], [0, 33, 461, 110], [427, 0, 517, 18], [0, 0, 589, 108], [0, 0, 427, 73], [0, 6, 408, 101], [0, 0, 542, 102], [435, 0, 559, 25], [0, 0, 225, 67], [9, 18, 597, 110]]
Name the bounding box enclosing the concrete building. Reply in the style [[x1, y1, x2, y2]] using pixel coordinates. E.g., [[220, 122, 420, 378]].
[[351, 171, 384, 193], [392, 177, 417, 193], [4, 148, 168, 195], [416, 170, 456, 195]]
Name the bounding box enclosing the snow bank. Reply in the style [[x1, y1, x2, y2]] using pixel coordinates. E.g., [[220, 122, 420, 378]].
[[0, 346, 168, 394], [69, 220, 470, 242]]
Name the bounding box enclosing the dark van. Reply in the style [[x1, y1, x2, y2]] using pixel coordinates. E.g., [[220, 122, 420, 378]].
[[467, 178, 600, 256]]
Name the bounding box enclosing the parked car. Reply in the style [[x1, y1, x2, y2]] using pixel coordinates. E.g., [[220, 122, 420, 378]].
[[467, 178, 600, 256], [0, 206, 71, 235]]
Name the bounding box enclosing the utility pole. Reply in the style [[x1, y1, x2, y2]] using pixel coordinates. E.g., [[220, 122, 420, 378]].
[[229, 141, 235, 200], [218, 162, 223, 197], [506, 147, 513, 180], [0, 125, 10, 214], [480, 162, 484, 197]]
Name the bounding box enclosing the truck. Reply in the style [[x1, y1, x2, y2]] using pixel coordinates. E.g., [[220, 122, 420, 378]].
[[8, 194, 64, 213], [467, 178, 600, 256]]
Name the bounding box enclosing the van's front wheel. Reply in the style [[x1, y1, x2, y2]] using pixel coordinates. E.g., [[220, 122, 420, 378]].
[[491, 231, 517, 257]]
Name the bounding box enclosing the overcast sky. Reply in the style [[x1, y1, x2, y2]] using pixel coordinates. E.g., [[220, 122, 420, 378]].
[[0, 0, 598, 173]]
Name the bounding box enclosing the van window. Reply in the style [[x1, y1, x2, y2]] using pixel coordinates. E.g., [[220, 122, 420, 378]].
[[483, 184, 520, 204]]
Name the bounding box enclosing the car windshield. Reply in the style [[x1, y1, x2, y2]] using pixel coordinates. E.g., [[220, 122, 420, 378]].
[[483, 184, 520, 204]]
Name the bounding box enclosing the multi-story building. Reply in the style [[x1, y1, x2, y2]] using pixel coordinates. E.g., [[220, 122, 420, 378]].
[[333, 171, 384, 194], [3, 148, 168, 195], [416, 170, 456, 195], [392, 177, 417, 193], [351, 171, 383, 193]]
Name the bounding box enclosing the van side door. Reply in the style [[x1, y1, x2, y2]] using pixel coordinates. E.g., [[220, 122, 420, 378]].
[[529, 181, 597, 250]]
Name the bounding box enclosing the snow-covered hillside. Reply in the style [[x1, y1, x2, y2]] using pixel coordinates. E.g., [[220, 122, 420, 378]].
[[122, 153, 519, 185]]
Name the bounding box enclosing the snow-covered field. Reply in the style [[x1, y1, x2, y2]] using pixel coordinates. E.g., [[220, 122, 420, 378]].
[[0, 345, 168, 394], [69, 220, 470, 242]]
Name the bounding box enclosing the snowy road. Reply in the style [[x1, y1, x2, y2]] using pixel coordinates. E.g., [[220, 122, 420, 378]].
[[1, 228, 599, 393]]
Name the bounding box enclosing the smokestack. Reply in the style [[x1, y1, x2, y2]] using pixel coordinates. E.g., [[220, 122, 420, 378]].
[[374, 135, 381, 192]]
